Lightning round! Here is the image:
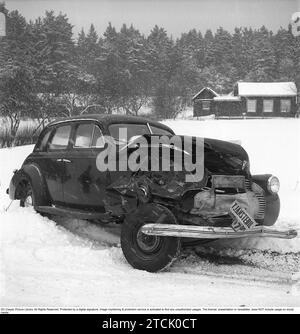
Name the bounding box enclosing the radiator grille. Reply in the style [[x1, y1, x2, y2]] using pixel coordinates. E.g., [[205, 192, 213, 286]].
[[245, 179, 251, 191], [245, 179, 266, 220], [255, 193, 266, 220]]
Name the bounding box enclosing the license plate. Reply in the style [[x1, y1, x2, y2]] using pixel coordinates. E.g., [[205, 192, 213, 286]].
[[229, 200, 258, 231]]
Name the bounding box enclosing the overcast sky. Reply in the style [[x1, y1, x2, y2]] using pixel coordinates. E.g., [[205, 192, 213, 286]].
[[4, 0, 299, 38]]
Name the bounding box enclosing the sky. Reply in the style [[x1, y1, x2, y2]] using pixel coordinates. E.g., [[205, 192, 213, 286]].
[[3, 0, 300, 38]]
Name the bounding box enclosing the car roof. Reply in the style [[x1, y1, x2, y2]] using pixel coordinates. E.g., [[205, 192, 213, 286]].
[[47, 114, 175, 134]]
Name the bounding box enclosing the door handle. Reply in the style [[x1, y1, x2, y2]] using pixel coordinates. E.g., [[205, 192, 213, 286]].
[[56, 158, 72, 163]]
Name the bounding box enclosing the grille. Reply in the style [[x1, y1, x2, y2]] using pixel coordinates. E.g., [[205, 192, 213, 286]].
[[245, 179, 266, 220], [245, 179, 252, 191], [255, 194, 266, 220]]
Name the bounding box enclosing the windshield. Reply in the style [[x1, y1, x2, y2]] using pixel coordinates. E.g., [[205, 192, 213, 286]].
[[108, 123, 150, 142], [108, 122, 174, 143], [150, 125, 173, 136]]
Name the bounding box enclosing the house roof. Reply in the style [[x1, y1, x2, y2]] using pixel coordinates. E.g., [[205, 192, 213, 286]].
[[214, 95, 241, 101], [192, 87, 219, 100], [237, 82, 297, 97]]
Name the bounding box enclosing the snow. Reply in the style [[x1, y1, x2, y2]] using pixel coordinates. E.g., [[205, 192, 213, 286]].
[[192, 87, 219, 100], [0, 118, 300, 308], [214, 95, 241, 101], [237, 82, 297, 97]]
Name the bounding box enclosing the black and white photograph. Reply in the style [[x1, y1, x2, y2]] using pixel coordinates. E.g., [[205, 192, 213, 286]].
[[0, 0, 299, 314]]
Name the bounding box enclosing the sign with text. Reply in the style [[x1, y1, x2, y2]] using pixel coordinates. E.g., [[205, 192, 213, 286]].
[[230, 201, 257, 231]]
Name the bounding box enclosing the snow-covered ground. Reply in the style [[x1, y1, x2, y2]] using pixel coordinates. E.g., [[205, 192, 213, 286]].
[[0, 118, 300, 308]]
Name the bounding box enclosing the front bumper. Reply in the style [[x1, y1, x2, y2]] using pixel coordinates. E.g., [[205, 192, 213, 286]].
[[141, 224, 297, 240]]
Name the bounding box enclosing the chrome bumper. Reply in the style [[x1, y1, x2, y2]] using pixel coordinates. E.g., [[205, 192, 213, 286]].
[[141, 224, 297, 239]]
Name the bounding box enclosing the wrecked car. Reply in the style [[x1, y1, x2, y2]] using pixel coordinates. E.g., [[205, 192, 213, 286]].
[[7, 114, 297, 272]]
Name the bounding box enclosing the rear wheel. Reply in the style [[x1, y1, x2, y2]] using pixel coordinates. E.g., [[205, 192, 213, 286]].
[[19, 180, 51, 218], [121, 204, 181, 272]]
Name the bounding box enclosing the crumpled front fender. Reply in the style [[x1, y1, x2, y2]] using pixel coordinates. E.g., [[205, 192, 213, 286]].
[[252, 174, 280, 226]]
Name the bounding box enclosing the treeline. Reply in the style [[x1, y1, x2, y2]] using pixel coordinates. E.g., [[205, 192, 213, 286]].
[[0, 3, 300, 136]]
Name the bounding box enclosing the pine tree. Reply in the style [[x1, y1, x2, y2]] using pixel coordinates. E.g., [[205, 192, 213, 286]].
[[246, 26, 277, 81], [94, 22, 123, 113], [208, 27, 233, 70], [147, 25, 173, 82], [203, 29, 214, 66], [0, 9, 38, 136]]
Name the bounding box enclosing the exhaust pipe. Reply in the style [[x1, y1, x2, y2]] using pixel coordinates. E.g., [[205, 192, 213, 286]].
[[141, 224, 297, 240]]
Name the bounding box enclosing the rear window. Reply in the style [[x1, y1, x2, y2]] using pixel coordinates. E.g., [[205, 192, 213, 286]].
[[49, 125, 71, 150]]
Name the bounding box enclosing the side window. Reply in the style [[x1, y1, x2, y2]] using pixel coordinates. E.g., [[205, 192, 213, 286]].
[[74, 123, 94, 148], [202, 100, 210, 111], [92, 125, 105, 148], [49, 125, 71, 150]]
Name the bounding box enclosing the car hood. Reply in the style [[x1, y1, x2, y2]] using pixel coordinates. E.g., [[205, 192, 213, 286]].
[[126, 134, 250, 177], [203, 137, 250, 176], [108, 135, 251, 203]]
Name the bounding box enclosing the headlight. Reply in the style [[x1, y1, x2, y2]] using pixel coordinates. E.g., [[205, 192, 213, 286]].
[[267, 175, 280, 194]]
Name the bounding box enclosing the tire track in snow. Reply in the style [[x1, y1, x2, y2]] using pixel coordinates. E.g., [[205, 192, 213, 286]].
[[55, 218, 300, 287]]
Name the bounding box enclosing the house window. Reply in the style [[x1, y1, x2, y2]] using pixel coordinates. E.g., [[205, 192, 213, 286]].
[[281, 99, 291, 113], [263, 99, 273, 113], [247, 99, 256, 113], [202, 100, 211, 111]]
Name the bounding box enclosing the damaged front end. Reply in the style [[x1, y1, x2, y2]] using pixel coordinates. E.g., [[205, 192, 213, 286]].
[[104, 136, 297, 241]]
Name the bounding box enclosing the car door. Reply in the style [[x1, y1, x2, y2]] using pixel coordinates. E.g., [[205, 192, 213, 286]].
[[107, 122, 151, 184], [63, 121, 108, 211], [33, 123, 72, 205]]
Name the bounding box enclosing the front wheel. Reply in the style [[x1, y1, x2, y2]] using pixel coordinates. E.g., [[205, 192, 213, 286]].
[[121, 204, 181, 272]]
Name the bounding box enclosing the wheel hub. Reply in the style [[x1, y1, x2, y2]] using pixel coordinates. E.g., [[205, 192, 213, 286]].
[[136, 228, 161, 252]]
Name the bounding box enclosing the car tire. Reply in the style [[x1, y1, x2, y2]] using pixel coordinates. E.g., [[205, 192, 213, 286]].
[[19, 179, 50, 218], [121, 203, 181, 272]]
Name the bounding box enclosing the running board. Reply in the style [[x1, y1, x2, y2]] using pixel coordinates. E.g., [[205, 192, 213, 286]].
[[141, 224, 298, 239], [36, 205, 110, 221]]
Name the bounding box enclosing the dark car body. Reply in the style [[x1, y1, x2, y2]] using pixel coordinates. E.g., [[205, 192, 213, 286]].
[[8, 114, 292, 271], [8, 114, 279, 224]]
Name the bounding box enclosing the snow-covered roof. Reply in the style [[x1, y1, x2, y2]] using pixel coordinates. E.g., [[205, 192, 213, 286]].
[[237, 82, 297, 97], [214, 95, 241, 101], [192, 87, 219, 100]]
